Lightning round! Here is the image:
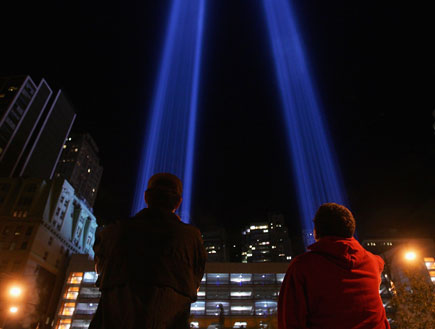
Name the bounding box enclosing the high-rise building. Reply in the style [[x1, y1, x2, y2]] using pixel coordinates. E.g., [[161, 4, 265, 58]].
[[0, 177, 97, 328], [55, 133, 103, 208], [202, 228, 229, 262], [53, 255, 288, 329], [241, 212, 292, 263], [0, 76, 76, 179]]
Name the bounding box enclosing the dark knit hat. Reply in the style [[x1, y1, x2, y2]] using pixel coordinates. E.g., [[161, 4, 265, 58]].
[[147, 173, 183, 196]]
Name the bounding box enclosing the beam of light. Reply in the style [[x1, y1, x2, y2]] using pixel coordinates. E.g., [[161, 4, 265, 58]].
[[132, 0, 206, 222], [262, 0, 347, 247]]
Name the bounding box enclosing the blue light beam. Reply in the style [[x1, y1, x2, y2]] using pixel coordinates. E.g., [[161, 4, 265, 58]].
[[132, 0, 206, 223], [262, 0, 347, 246]]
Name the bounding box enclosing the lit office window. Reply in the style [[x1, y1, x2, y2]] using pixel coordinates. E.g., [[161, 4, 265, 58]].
[[230, 273, 252, 284], [255, 300, 277, 315], [230, 287, 253, 299], [201, 275, 206, 283], [60, 302, 75, 316], [253, 273, 275, 285], [276, 273, 285, 283], [75, 302, 98, 315], [67, 272, 83, 284], [207, 273, 229, 285], [424, 257, 435, 270], [206, 301, 229, 316], [230, 301, 254, 315], [79, 286, 101, 299], [190, 322, 199, 329], [234, 322, 248, 328], [83, 271, 98, 283], [71, 319, 91, 328], [64, 287, 79, 300], [190, 301, 205, 315], [197, 287, 206, 299], [56, 318, 71, 329]]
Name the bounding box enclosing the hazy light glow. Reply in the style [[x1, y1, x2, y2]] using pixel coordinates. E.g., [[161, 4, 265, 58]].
[[132, 0, 206, 222], [9, 286, 22, 297], [9, 306, 18, 313], [262, 0, 347, 246], [404, 251, 417, 261]]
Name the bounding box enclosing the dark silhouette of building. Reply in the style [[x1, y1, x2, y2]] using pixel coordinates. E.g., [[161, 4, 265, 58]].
[[55, 133, 103, 208], [241, 212, 292, 263], [202, 227, 229, 262], [0, 76, 76, 179]]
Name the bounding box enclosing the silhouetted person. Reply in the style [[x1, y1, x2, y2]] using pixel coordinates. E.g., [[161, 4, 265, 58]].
[[90, 173, 206, 329], [278, 203, 390, 329]]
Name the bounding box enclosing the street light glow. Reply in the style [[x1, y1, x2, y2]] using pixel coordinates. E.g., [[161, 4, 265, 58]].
[[9, 306, 18, 313], [9, 286, 22, 297], [404, 251, 417, 261]]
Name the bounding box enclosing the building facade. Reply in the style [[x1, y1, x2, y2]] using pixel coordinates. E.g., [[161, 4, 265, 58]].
[[53, 257, 288, 329], [0, 177, 97, 328], [0, 76, 76, 179], [202, 228, 229, 262], [241, 212, 292, 263], [55, 133, 103, 208]]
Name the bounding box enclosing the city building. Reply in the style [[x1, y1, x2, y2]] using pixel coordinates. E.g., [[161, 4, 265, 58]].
[[55, 133, 103, 208], [0, 177, 97, 328], [363, 238, 435, 324], [202, 227, 229, 262], [0, 75, 76, 179], [241, 212, 292, 263], [54, 255, 288, 329]]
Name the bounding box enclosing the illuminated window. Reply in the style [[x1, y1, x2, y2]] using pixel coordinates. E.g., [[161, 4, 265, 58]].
[[83, 272, 98, 283], [57, 318, 71, 329], [60, 302, 75, 316], [8, 86, 18, 92], [276, 273, 285, 283], [63, 145, 67, 149], [190, 301, 205, 315], [234, 322, 248, 328], [64, 286, 79, 300], [230, 273, 252, 284], [75, 302, 98, 315], [74, 148, 78, 152], [424, 257, 435, 271], [230, 302, 253, 315], [67, 272, 83, 284], [190, 322, 199, 329]]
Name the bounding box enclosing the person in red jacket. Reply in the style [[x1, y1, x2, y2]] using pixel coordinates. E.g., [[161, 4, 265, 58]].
[[278, 203, 390, 329]]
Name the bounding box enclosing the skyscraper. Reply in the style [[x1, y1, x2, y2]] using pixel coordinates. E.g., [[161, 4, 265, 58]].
[[241, 212, 293, 263], [0, 76, 75, 179], [0, 177, 97, 328], [55, 133, 103, 208]]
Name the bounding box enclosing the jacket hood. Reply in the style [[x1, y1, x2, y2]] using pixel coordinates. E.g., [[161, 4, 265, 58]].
[[308, 237, 367, 270]]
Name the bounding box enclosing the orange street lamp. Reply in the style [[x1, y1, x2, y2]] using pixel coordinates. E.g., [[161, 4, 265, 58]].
[[9, 286, 22, 298], [404, 251, 417, 261], [9, 306, 18, 314]]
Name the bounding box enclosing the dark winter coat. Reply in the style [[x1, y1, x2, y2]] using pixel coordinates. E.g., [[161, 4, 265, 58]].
[[278, 237, 390, 329], [89, 207, 206, 328]]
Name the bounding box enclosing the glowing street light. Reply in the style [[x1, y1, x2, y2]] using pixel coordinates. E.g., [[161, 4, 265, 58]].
[[404, 251, 417, 261], [9, 286, 22, 298], [9, 306, 18, 314]]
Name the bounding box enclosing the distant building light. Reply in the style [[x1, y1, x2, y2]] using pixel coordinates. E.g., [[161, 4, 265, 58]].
[[263, 229, 269, 233], [63, 145, 67, 149], [8, 86, 18, 92], [74, 148, 78, 152], [87, 169, 91, 173], [272, 245, 276, 249], [286, 256, 292, 260], [68, 137, 72, 141], [92, 188, 96, 193]]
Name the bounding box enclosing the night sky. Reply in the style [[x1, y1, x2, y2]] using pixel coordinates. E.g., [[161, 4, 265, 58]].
[[1, 1, 435, 243]]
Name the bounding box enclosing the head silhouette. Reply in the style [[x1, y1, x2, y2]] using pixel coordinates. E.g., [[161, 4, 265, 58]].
[[144, 173, 183, 212], [313, 203, 355, 240]]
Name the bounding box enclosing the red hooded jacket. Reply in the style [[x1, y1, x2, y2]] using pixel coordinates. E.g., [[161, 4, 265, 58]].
[[278, 237, 390, 329]]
